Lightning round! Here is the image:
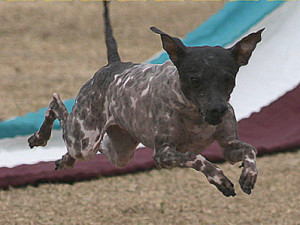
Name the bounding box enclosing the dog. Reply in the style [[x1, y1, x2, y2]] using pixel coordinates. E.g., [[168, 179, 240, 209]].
[[28, 2, 263, 197]]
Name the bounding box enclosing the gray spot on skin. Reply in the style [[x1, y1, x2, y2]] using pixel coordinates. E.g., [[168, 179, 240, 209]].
[[65, 136, 73, 148], [82, 138, 89, 149], [79, 108, 88, 120], [73, 120, 85, 140], [74, 140, 82, 152], [83, 115, 97, 131]]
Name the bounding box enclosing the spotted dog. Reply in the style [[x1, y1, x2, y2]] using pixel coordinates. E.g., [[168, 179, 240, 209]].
[[28, 2, 264, 196]]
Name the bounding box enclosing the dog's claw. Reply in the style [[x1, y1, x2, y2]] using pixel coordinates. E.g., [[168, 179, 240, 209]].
[[216, 178, 236, 197], [55, 159, 62, 170], [208, 172, 236, 197]]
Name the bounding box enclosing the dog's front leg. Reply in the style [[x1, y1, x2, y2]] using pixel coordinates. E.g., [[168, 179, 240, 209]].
[[219, 139, 257, 195], [215, 107, 258, 194], [153, 145, 236, 197]]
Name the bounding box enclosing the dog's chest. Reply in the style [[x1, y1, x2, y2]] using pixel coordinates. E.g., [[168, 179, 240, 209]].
[[174, 119, 216, 153]]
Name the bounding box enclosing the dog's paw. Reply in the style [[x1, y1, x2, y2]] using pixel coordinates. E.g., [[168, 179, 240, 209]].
[[28, 133, 48, 148], [55, 159, 70, 171], [239, 161, 258, 194], [55, 159, 62, 170], [55, 154, 75, 171], [207, 172, 236, 197]]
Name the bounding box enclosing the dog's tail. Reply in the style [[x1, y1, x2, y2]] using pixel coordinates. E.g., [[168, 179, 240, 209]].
[[103, 1, 121, 64]]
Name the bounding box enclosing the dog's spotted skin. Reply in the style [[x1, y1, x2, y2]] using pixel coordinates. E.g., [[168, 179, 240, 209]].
[[28, 2, 262, 197], [103, 61, 216, 150]]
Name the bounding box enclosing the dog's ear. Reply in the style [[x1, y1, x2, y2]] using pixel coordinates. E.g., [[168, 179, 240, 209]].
[[229, 28, 265, 67], [150, 27, 187, 64]]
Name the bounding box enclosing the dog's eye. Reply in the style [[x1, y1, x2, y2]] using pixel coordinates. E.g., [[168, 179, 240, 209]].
[[190, 77, 202, 87]]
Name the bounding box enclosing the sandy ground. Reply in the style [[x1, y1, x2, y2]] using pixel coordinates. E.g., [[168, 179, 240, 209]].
[[0, 151, 299, 225], [0, 0, 223, 119], [0, 1, 299, 224]]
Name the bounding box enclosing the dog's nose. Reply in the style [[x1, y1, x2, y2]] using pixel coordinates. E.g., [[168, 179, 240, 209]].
[[209, 104, 228, 118]]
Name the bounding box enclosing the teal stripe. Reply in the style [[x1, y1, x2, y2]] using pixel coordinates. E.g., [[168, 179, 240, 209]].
[[0, 0, 284, 139], [0, 99, 75, 139], [150, 0, 283, 64]]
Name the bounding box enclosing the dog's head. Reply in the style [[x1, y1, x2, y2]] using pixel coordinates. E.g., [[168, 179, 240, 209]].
[[151, 27, 264, 125]]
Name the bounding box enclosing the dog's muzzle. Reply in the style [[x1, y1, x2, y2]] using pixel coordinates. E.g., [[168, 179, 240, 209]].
[[205, 104, 228, 125]]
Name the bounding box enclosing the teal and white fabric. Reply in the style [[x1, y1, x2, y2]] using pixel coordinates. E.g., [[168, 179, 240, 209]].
[[0, 0, 299, 168]]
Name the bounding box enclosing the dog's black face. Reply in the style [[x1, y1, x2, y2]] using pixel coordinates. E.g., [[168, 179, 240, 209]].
[[151, 27, 264, 125], [177, 47, 238, 125]]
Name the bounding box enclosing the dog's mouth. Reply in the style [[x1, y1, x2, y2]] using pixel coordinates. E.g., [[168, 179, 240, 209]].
[[197, 109, 223, 125], [204, 113, 224, 126], [205, 117, 223, 126]]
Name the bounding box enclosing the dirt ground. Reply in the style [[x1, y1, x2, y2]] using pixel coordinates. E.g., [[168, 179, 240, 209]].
[[0, 0, 223, 119], [0, 151, 299, 225], [0, 1, 299, 224]]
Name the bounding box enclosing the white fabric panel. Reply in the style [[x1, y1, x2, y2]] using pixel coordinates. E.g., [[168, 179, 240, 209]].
[[229, 2, 300, 120], [1, 2, 299, 168]]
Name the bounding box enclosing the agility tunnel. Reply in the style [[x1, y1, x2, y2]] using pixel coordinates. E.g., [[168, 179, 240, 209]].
[[0, 0, 299, 189]]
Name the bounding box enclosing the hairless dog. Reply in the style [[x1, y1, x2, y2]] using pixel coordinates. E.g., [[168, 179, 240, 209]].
[[29, 2, 264, 197]]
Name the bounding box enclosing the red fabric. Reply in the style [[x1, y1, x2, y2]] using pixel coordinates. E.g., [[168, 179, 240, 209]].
[[238, 84, 300, 155], [0, 148, 155, 189], [0, 84, 299, 189]]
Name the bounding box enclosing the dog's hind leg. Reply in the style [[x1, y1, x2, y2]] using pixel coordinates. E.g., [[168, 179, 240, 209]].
[[28, 93, 68, 148], [28, 93, 76, 170], [100, 125, 139, 168], [55, 152, 75, 170]]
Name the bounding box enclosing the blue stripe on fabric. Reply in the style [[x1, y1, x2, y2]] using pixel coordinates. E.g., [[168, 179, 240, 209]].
[[0, 0, 284, 139], [150, 0, 283, 64], [0, 99, 75, 139]]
